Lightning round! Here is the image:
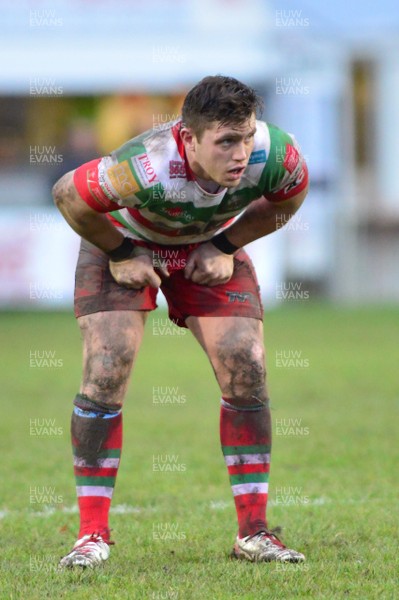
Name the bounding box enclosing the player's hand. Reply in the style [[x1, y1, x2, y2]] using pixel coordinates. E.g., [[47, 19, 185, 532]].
[[109, 247, 169, 289], [184, 242, 235, 286]]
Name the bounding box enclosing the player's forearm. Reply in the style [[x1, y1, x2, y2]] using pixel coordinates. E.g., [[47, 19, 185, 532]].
[[222, 187, 308, 249], [57, 205, 124, 253], [53, 171, 124, 253]]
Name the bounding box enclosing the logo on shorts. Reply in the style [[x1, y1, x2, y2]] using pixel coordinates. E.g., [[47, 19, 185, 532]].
[[169, 160, 186, 179], [225, 291, 252, 303]]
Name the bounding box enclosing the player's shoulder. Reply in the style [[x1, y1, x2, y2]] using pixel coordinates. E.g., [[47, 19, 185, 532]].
[[255, 119, 296, 150], [255, 120, 304, 171], [255, 121, 307, 200], [250, 120, 296, 165], [106, 118, 184, 195], [111, 119, 180, 164]]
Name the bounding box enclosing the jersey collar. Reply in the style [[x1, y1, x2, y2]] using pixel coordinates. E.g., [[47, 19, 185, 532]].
[[171, 120, 196, 182]]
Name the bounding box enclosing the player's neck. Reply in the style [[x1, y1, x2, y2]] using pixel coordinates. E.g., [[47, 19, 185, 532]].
[[186, 154, 222, 194], [194, 176, 222, 194]]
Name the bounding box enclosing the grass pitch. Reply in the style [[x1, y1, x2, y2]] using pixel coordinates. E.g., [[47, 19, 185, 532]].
[[0, 304, 397, 599]]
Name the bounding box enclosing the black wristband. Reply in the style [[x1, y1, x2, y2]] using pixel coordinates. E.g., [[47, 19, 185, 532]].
[[210, 231, 239, 255], [106, 237, 136, 262]]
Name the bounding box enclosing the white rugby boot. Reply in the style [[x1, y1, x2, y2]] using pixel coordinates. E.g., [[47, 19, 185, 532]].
[[59, 533, 110, 569], [231, 529, 305, 563]]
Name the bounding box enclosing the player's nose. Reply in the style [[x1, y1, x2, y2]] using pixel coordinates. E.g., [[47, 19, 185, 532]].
[[232, 142, 247, 161]]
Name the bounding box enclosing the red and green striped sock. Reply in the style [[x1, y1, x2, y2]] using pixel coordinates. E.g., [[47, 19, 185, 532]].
[[220, 398, 271, 538], [72, 404, 122, 542]]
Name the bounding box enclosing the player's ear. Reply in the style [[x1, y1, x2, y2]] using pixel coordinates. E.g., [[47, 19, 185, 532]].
[[180, 127, 196, 151]]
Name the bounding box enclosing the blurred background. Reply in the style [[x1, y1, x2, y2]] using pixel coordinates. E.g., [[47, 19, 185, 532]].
[[1, 0, 399, 309]]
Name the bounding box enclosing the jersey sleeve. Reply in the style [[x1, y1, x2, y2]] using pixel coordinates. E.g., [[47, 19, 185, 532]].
[[73, 155, 141, 213], [262, 125, 308, 203]]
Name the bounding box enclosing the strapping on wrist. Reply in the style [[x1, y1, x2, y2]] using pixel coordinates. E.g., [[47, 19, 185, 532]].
[[106, 237, 136, 262], [210, 231, 239, 255]]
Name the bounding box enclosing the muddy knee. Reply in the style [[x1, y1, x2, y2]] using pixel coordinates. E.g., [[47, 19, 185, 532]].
[[217, 338, 268, 407]]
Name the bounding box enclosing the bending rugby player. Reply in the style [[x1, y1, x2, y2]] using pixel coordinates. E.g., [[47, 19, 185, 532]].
[[53, 76, 309, 568]]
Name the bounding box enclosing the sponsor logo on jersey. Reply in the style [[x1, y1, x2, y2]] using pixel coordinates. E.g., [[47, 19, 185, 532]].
[[92, 161, 119, 202], [101, 180, 119, 201], [131, 153, 159, 188], [283, 144, 299, 173], [283, 166, 305, 195], [87, 181, 110, 208], [169, 160, 186, 179], [166, 206, 183, 217], [86, 166, 114, 209], [159, 205, 195, 222], [107, 161, 140, 198], [248, 149, 267, 165]]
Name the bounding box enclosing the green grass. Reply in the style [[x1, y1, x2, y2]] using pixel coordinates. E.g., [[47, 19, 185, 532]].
[[0, 305, 398, 599]]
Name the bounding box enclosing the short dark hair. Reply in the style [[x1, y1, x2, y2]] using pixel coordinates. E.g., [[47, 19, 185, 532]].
[[182, 75, 263, 140]]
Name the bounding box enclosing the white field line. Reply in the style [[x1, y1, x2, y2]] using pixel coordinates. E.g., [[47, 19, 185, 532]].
[[0, 504, 156, 520], [0, 497, 359, 520]]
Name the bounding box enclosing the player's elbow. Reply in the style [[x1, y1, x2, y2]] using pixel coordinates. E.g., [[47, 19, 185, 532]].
[[52, 179, 62, 208], [52, 170, 75, 209], [287, 183, 309, 212], [296, 183, 309, 207]]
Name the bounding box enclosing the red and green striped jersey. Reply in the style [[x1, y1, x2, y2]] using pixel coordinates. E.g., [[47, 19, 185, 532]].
[[74, 119, 308, 245]]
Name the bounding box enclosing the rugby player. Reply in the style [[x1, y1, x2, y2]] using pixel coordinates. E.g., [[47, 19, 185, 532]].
[[53, 75, 309, 568]]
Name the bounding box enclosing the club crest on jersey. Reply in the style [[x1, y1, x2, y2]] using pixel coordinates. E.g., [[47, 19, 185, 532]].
[[131, 153, 159, 189], [169, 160, 186, 179]]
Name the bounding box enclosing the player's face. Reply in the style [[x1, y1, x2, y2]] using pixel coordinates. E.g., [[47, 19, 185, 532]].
[[183, 114, 257, 188]]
